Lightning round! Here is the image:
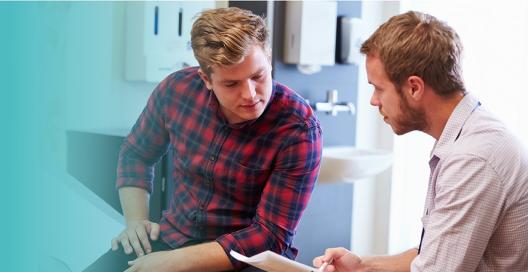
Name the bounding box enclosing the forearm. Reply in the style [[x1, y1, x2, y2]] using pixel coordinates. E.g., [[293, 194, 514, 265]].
[[119, 187, 150, 222], [361, 248, 417, 272], [171, 242, 233, 272]]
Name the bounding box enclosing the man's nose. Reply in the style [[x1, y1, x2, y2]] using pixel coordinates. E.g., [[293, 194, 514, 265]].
[[241, 80, 257, 100], [370, 93, 379, 106]]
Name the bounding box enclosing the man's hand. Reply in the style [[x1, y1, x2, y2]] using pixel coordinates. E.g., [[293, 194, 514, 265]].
[[111, 219, 160, 257], [125, 250, 179, 272], [313, 247, 364, 272]]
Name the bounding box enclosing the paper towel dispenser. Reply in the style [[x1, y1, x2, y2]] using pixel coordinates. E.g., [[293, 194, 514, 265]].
[[337, 16, 365, 66], [283, 1, 337, 71]]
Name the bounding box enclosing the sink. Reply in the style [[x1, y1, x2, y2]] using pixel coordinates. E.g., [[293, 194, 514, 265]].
[[318, 146, 393, 183]]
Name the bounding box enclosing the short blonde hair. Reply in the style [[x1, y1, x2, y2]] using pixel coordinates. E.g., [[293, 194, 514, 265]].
[[361, 11, 465, 96], [191, 7, 270, 76]]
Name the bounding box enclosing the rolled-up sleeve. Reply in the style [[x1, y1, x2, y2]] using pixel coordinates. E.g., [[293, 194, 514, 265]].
[[116, 82, 170, 193], [216, 121, 322, 269]]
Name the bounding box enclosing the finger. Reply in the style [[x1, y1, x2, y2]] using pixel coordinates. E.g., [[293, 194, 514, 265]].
[[126, 229, 145, 257], [322, 248, 334, 262], [313, 256, 323, 267], [326, 264, 336, 272], [111, 238, 119, 251], [119, 234, 134, 255], [148, 222, 160, 241], [135, 225, 152, 254], [323, 247, 346, 262]]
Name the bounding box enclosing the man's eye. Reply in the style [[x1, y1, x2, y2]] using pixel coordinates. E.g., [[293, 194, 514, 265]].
[[225, 82, 237, 87], [252, 74, 263, 80]]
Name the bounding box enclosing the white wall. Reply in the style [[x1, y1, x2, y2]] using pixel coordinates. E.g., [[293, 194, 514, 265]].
[[352, 1, 400, 255], [38, 2, 156, 170]]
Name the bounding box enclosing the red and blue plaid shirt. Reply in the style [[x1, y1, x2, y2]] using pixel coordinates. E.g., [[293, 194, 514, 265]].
[[117, 67, 322, 269]]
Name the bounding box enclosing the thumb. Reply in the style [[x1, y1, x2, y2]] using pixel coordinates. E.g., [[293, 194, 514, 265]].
[[148, 222, 160, 241]]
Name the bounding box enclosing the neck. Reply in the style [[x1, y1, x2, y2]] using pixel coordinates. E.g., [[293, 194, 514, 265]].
[[423, 91, 465, 140]]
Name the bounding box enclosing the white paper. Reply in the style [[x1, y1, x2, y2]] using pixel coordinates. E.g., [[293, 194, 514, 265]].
[[230, 250, 318, 272]]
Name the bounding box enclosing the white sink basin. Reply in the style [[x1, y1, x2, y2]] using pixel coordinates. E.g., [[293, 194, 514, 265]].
[[318, 146, 393, 183]]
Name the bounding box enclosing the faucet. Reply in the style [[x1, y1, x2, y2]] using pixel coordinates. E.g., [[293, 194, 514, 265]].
[[311, 90, 356, 116]]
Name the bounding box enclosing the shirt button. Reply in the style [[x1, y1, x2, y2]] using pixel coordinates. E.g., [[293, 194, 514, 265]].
[[189, 211, 197, 220], [210, 155, 216, 161]]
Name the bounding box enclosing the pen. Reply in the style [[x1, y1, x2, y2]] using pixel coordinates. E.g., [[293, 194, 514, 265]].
[[317, 259, 333, 272]]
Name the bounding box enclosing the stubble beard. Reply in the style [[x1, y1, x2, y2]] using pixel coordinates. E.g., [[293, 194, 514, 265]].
[[392, 92, 428, 135]]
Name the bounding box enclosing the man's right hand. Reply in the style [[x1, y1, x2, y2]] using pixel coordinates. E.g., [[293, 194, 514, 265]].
[[111, 220, 160, 257], [313, 247, 364, 272]]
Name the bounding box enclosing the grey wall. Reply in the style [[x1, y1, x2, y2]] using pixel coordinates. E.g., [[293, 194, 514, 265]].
[[230, 1, 363, 265]]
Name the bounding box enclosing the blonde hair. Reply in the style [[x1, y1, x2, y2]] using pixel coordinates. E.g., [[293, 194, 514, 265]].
[[191, 7, 270, 76], [361, 11, 465, 96]]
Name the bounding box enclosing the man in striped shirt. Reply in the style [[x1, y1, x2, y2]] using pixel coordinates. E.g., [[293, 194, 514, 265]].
[[85, 7, 322, 272], [315, 11, 528, 272]]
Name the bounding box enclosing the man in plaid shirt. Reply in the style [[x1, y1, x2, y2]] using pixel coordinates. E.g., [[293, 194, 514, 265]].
[[85, 7, 322, 272]]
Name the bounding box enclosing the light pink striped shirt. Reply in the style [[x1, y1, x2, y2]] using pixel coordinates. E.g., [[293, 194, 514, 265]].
[[411, 93, 528, 271]]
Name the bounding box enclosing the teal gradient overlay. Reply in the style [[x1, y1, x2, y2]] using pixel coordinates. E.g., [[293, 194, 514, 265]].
[[1, 3, 48, 271], [0, 2, 142, 271]]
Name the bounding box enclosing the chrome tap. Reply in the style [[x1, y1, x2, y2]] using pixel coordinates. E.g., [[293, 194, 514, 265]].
[[311, 90, 356, 116]]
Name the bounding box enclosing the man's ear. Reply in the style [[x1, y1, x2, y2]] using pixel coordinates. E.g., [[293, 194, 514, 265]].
[[406, 75, 425, 101], [197, 69, 213, 90]]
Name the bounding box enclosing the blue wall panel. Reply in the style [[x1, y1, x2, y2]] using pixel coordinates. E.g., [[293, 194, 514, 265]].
[[269, 1, 362, 265]]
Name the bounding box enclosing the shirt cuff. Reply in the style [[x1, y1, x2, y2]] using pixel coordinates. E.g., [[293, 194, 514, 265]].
[[116, 177, 152, 193], [216, 233, 249, 270]]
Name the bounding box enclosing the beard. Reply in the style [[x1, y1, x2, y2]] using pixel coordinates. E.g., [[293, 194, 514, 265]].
[[391, 91, 428, 135]]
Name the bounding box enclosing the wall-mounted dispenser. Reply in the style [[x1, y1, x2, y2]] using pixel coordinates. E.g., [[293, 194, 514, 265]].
[[125, 1, 216, 82], [283, 1, 337, 74], [337, 17, 366, 66]]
